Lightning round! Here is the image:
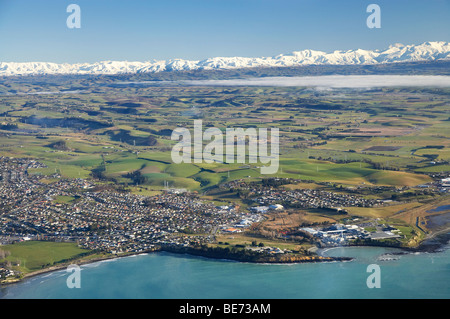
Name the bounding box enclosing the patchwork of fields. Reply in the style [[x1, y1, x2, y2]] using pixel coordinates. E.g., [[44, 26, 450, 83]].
[[1, 80, 448, 192], [0, 74, 449, 273]]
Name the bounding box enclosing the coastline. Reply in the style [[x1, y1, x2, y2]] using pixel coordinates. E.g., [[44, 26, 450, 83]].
[[2, 228, 449, 288], [402, 229, 450, 254], [0, 244, 351, 288], [0, 252, 136, 287], [318, 229, 450, 258]]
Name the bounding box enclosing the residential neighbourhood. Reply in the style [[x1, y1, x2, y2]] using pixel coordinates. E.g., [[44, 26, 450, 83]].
[[0, 158, 448, 254], [0, 157, 265, 253]]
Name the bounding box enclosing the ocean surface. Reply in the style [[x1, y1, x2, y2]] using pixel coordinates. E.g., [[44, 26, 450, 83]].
[[1, 244, 449, 299]]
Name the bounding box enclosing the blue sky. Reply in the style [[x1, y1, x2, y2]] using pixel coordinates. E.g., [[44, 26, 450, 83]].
[[0, 0, 449, 63]]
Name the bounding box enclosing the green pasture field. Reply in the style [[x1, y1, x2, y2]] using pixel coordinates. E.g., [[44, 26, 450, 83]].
[[0, 83, 448, 193], [0, 241, 92, 274]]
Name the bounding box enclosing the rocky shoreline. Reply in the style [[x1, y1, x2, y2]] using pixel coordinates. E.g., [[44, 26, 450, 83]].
[[0, 244, 352, 287], [396, 230, 450, 255], [2, 229, 449, 288], [159, 245, 354, 264]]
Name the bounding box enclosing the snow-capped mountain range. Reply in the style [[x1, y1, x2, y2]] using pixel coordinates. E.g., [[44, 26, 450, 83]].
[[1, 41, 449, 76]]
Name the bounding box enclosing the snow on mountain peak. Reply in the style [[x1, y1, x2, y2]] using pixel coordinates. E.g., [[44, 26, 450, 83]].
[[1, 41, 449, 76]]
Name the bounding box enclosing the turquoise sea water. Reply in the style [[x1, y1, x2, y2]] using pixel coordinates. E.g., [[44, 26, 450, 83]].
[[1, 245, 449, 299]]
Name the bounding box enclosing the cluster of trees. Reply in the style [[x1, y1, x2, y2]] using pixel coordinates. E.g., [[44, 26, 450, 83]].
[[21, 115, 113, 131], [351, 237, 401, 247], [108, 129, 158, 146], [306, 155, 402, 171], [0, 248, 11, 260], [0, 249, 13, 278], [261, 178, 295, 187], [91, 165, 107, 180], [251, 241, 265, 247], [371, 162, 400, 171], [0, 123, 18, 130], [47, 140, 69, 151], [124, 170, 148, 185]]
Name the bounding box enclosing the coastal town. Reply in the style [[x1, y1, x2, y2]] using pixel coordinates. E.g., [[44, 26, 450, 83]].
[[0, 156, 449, 278], [0, 157, 266, 254]]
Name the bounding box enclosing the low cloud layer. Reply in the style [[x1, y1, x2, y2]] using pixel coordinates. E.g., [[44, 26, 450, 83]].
[[181, 75, 450, 88]]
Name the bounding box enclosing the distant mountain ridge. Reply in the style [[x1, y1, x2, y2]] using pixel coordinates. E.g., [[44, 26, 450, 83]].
[[1, 41, 449, 76]]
